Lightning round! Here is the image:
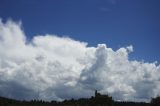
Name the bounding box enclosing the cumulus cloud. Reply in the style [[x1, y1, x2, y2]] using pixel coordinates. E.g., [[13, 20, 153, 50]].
[[0, 19, 160, 102]]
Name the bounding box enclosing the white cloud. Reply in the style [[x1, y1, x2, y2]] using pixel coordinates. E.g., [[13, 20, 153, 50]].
[[0, 19, 160, 102]]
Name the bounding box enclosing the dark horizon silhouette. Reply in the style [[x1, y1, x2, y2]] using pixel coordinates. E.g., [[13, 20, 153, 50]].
[[0, 90, 159, 106]]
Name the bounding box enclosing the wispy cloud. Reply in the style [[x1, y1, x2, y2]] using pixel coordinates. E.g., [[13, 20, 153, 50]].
[[107, 0, 116, 5], [99, 0, 116, 12]]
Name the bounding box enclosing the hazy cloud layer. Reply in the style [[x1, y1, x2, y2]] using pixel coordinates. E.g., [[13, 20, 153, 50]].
[[0, 19, 160, 102]]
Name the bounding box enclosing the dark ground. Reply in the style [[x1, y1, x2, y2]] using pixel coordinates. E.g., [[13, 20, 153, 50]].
[[0, 91, 159, 106]]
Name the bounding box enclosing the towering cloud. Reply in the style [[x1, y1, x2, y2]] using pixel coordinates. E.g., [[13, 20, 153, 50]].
[[0, 19, 160, 101]]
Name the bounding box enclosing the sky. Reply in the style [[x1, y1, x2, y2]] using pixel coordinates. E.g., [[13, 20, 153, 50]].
[[0, 0, 160, 62], [0, 0, 160, 102]]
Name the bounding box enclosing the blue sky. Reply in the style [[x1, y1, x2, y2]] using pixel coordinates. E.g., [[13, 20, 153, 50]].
[[0, 0, 160, 62]]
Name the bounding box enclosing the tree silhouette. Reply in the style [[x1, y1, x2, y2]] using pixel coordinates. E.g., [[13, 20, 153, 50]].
[[89, 90, 114, 106], [0, 91, 151, 106], [151, 96, 160, 106]]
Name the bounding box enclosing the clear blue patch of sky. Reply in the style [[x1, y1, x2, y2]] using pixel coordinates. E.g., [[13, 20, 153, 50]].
[[0, 0, 160, 62]]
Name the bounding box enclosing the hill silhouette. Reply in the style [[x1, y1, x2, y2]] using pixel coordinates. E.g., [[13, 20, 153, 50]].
[[0, 90, 159, 106]]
